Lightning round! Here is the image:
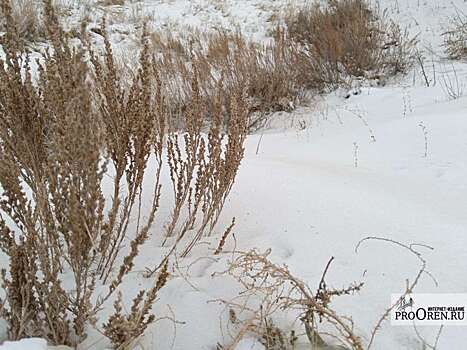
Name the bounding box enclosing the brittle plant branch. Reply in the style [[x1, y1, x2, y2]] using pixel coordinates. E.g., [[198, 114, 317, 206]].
[[355, 236, 434, 350]]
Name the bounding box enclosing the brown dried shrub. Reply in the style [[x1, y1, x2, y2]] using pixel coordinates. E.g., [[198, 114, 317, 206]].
[[0, 0, 164, 344], [103, 261, 169, 349], [0, 0, 249, 347], [151, 30, 299, 131], [216, 237, 431, 350], [149, 0, 415, 130], [283, 0, 416, 89], [443, 11, 467, 60], [0, 0, 45, 45], [216, 250, 364, 350]]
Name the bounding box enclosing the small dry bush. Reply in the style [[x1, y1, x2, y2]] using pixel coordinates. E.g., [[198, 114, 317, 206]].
[[148, 0, 416, 129], [194, 32, 297, 116], [0, 0, 45, 44], [0, 2, 165, 344], [283, 0, 415, 89], [151, 30, 299, 131], [103, 262, 169, 349], [0, 0, 248, 347], [216, 239, 432, 350], [216, 250, 364, 350], [443, 11, 467, 60]]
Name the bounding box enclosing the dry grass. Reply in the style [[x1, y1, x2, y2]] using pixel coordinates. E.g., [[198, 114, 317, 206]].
[[0, 0, 45, 44], [0, 0, 415, 128], [97, 0, 125, 5], [0, 0, 87, 45], [0, 1, 163, 344], [103, 262, 169, 349], [0, 0, 248, 347], [0, 0, 420, 347], [443, 10, 467, 60], [215, 250, 364, 350], [146, 0, 415, 129], [194, 32, 298, 116], [213, 236, 436, 350], [150, 30, 300, 132], [215, 239, 431, 350], [283, 0, 415, 89]]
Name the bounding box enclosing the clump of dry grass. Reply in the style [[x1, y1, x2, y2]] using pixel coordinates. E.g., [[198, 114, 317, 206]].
[[147, 0, 415, 130], [200, 31, 300, 130], [283, 0, 415, 89], [103, 261, 169, 349], [0, 0, 165, 344], [216, 238, 432, 350], [0, 0, 88, 45], [97, 0, 125, 5], [443, 11, 467, 60], [195, 32, 298, 117], [215, 250, 364, 350], [144, 69, 248, 276], [0, 0, 45, 44], [151, 30, 299, 131]]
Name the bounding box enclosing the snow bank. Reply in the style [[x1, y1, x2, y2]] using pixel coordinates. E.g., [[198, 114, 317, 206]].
[[0, 339, 47, 350]]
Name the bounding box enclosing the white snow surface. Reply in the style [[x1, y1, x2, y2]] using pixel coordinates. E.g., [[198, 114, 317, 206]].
[[0, 339, 47, 350], [2, 0, 467, 349]]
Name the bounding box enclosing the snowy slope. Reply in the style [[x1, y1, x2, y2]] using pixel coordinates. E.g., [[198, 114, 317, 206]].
[[2, 0, 467, 349], [140, 71, 467, 350], [57, 0, 464, 52], [229, 87, 467, 349]]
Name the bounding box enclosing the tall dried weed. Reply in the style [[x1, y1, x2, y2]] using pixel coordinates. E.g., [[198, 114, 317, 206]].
[[0, 0, 248, 347]]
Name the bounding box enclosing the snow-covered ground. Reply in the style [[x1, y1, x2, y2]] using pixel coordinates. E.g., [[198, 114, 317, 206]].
[[57, 0, 463, 50], [2, 0, 467, 349], [230, 84, 467, 349]]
